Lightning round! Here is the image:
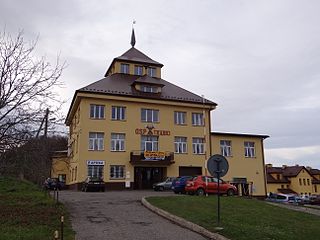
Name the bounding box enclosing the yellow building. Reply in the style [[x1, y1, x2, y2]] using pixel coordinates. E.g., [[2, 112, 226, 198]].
[[266, 164, 320, 196], [211, 132, 269, 197], [53, 30, 269, 197]]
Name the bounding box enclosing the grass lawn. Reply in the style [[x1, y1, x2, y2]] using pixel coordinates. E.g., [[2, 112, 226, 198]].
[[0, 177, 75, 240], [147, 195, 320, 240]]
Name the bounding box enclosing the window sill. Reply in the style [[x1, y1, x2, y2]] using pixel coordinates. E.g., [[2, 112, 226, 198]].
[[109, 178, 126, 180], [192, 125, 205, 127], [111, 119, 126, 122], [88, 149, 105, 151], [174, 152, 188, 154], [110, 150, 126, 152], [90, 118, 106, 120]]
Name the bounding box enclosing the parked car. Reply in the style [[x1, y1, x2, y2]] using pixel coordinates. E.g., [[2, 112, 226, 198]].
[[44, 178, 65, 190], [185, 176, 237, 196], [171, 176, 193, 194], [153, 177, 176, 191], [309, 195, 320, 205], [266, 193, 297, 203], [81, 176, 105, 192]]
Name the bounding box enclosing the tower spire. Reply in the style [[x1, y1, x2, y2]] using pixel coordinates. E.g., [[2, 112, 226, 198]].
[[131, 20, 136, 47]]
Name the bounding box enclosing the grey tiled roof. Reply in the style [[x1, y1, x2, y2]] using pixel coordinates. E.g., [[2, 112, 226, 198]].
[[79, 73, 216, 105]]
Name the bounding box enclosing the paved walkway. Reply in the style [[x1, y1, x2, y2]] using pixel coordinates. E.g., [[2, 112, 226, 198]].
[[266, 202, 320, 216], [59, 190, 208, 240]]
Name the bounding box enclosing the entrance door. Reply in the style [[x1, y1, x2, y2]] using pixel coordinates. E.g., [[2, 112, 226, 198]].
[[134, 167, 165, 189]]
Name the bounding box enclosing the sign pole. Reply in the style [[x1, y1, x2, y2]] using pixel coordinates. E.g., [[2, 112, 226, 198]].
[[217, 160, 221, 226]]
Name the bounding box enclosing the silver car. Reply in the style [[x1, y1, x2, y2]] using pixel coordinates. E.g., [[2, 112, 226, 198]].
[[153, 177, 176, 191]]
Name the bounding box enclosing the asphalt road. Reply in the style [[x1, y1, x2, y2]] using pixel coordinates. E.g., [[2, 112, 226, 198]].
[[59, 190, 207, 240]]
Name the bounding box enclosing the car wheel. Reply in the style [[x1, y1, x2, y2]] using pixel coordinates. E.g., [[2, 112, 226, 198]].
[[227, 189, 235, 196], [159, 186, 164, 191], [196, 188, 205, 196]]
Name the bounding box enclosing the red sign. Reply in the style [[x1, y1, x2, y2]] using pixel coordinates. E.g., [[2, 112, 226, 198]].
[[135, 128, 170, 136]]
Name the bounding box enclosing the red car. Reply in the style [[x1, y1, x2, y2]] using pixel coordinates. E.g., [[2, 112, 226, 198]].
[[185, 176, 237, 196]]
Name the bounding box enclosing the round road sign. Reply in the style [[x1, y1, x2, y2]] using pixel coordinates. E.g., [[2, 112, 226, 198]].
[[207, 154, 229, 177]]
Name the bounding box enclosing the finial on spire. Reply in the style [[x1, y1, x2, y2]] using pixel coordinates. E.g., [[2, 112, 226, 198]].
[[131, 20, 136, 47]]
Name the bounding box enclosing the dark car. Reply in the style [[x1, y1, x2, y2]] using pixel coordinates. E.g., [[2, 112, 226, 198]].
[[81, 177, 105, 192], [171, 176, 193, 194], [185, 176, 237, 196], [309, 195, 320, 205], [153, 177, 176, 191], [44, 178, 65, 190]]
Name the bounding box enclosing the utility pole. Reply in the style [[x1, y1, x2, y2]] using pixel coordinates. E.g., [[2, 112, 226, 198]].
[[44, 108, 49, 138], [36, 108, 49, 138]]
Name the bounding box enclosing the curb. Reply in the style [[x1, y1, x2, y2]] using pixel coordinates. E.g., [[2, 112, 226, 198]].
[[141, 197, 230, 240]]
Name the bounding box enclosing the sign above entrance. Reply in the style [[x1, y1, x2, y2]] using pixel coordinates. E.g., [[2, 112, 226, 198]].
[[135, 127, 170, 136], [144, 151, 165, 160], [87, 160, 105, 166]]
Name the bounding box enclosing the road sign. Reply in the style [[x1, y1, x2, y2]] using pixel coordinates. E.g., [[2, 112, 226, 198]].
[[207, 154, 229, 177], [206, 154, 229, 227]]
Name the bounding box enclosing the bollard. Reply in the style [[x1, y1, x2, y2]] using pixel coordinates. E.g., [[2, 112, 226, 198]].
[[60, 216, 64, 240], [56, 190, 59, 204], [54, 230, 59, 240]]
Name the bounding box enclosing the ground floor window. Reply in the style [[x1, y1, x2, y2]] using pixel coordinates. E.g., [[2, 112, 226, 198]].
[[88, 165, 104, 179], [110, 165, 125, 179]]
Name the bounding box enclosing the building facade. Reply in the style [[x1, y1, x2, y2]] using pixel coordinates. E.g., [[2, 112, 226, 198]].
[[266, 164, 320, 196], [52, 32, 269, 197]]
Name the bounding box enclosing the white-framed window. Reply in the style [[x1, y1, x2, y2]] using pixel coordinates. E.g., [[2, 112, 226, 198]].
[[147, 67, 156, 77], [174, 111, 186, 125], [110, 165, 125, 179], [174, 137, 187, 153], [134, 65, 143, 75], [120, 63, 130, 74], [111, 133, 125, 151], [192, 113, 204, 126], [89, 132, 104, 151], [244, 141, 255, 157], [90, 104, 105, 119], [141, 85, 157, 93], [141, 136, 158, 151], [111, 106, 126, 120], [192, 137, 205, 154], [88, 165, 104, 178], [220, 140, 232, 157], [141, 108, 159, 122]]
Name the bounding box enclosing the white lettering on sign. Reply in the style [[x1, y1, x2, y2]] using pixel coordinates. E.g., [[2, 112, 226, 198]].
[[87, 160, 105, 166]]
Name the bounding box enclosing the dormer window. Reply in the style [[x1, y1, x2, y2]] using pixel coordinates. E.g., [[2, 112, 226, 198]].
[[147, 67, 156, 77], [120, 64, 130, 74], [142, 85, 157, 93], [134, 65, 143, 75]]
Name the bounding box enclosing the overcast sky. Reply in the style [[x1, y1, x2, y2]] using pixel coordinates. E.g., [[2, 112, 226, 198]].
[[1, 0, 320, 168]]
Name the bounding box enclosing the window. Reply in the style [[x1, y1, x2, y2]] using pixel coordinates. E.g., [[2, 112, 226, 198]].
[[90, 104, 105, 119], [112, 106, 126, 120], [244, 141, 255, 157], [134, 65, 143, 75], [303, 179, 306, 185], [315, 185, 318, 193], [89, 132, 104, 151], [120, 63, 129, 74], [141, 85, 157, 93], [141, 108, 159, 122], [141, 136, 158, 151], [192, 138, 205, 154], [147, 67, 156, 77], [307, 179, 310, 185], [110, 165, 125, 179], [192, 113, 204, 126], [174, 137, 187, 153], [174, 111, 186, 125], [276, 174, 280, 180], [88, 165, 103, 178], [281, 185, 284, 189], [220, 140, 232, 157], [111, 133, 125, 151], [299, 178, 302, 185]]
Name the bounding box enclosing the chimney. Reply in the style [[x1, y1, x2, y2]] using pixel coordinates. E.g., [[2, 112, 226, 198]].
[[306, 166, 312, 171], [282, 165, 287, 169], [266, 164, 273, 168]]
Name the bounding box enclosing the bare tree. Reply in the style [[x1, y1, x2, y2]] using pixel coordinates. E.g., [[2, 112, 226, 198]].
[[0, 30, 66, 152]]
